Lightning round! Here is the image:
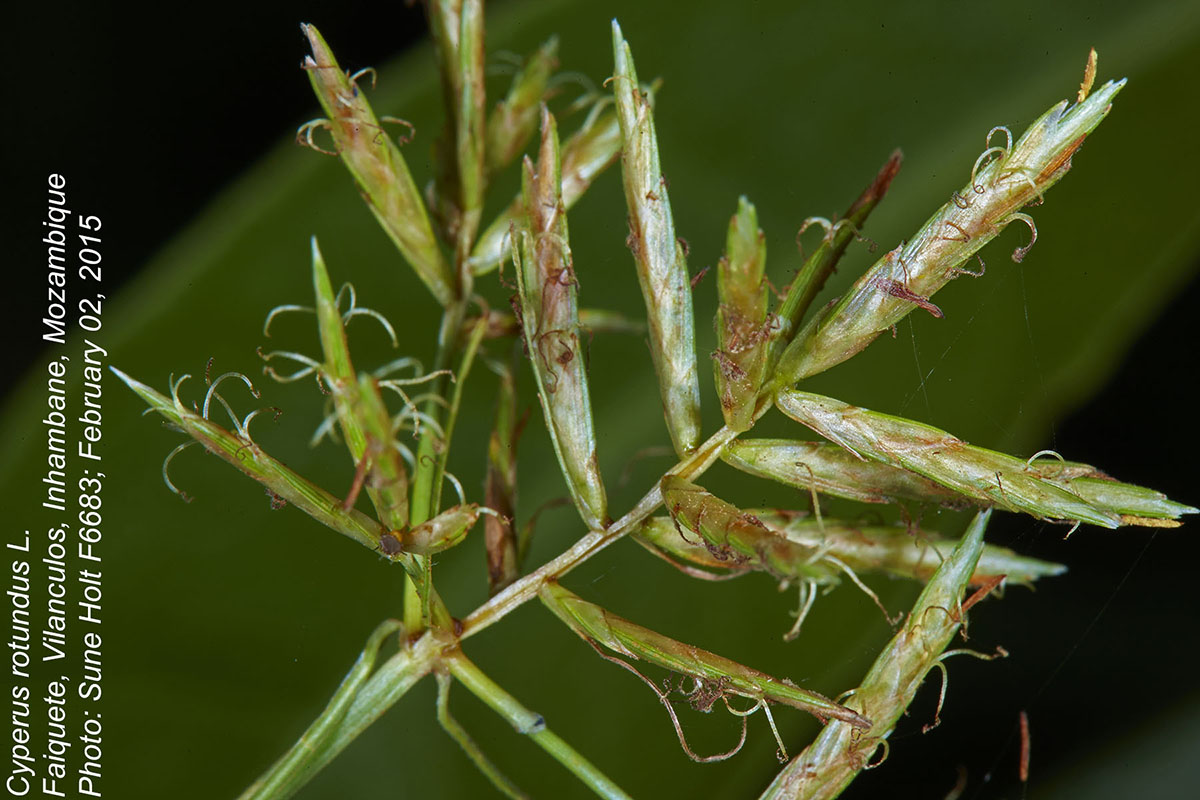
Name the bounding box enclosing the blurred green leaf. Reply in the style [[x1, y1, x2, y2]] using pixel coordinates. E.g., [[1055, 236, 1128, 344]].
[[4, 1, 1199, 797]]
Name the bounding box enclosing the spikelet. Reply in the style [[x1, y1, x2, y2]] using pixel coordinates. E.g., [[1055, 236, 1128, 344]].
[[486, 36, 559, 172], [426, 0, 487, 257], [660, 475, 826, 583], [715, 198, 770, 431], [300, 24, 454, 305], [776, 390, 1196, 528], [112, 367, 387, 553], [636, 510, 1064, 587], [310, 239, 409, 529], [539, 581, 870, 729], [724, 438, 965, 507], [761, 508, 1063, 585], [512, 108, 609, 531], [470, 101, 625, 274], [760, 512, 992, 799], [612, 21, 702, 455], [773, 77, 1124, 385]]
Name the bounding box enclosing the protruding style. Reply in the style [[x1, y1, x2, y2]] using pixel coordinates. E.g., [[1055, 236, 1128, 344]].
[[776, 390, 1195, 528], [301, 24, 454, 305], [773, 80, 1124, 385], [539, 581, 871, 729], [760, 512, 993, 799]]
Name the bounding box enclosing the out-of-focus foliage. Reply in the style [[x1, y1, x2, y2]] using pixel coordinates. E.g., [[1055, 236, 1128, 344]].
[[3, 1, 1198, 797]]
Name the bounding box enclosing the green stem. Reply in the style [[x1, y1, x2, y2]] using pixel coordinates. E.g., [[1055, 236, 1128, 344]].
[[316, 631, 444, 771], [432, 313, 489, 511], [407, 301, 468, 629], [238, 620, 407, 800], [446, 651, 632, 800], [436, 672, 529, 800]]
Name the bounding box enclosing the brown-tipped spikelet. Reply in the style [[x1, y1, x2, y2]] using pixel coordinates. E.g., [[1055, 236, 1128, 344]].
[[513, 108, 609, 531], [774, 79, 1124, 386], [776, 390, 1196, 528], [539, 581, 870, 729], [301, 24, 454, 305], [767, 150, 903, 367], [470, 101, 625, 274], [715, 197, 770, 431], [612, 21, 702, 456], [761, 512, 992, 799]]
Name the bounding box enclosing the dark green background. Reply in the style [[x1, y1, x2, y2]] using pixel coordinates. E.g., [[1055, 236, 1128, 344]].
[[5, 1, 1200, 797]]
